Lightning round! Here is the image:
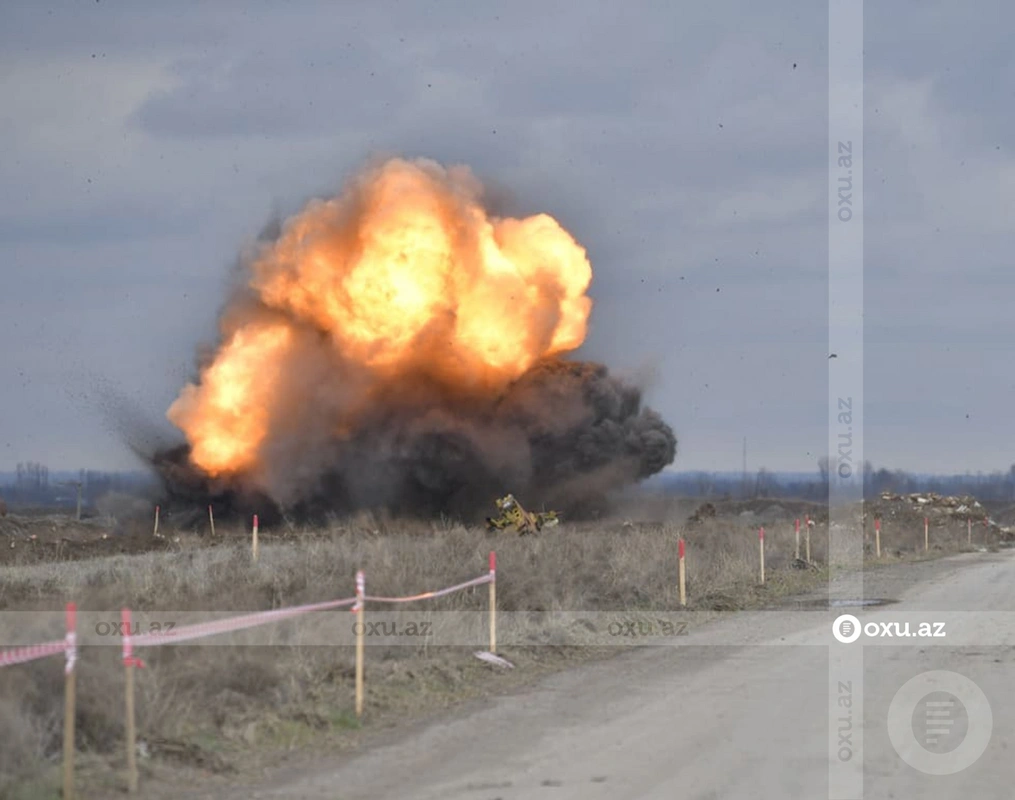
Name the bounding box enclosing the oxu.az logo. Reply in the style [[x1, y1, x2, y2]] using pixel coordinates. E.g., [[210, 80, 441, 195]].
[[832, 615, 946, 643]]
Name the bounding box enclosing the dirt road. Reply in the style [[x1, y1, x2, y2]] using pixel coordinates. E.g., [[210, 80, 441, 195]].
[[232, 551, 1014, 799]]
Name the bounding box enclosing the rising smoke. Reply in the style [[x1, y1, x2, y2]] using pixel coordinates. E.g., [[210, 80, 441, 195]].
[[155, 158, 677, 522]]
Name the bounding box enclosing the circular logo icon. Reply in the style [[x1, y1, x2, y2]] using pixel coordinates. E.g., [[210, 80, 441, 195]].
[[887, 670, 992, 775], [832, 614, 862, 644]]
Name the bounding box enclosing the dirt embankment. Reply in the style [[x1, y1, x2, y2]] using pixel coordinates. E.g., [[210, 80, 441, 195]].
[[0, 513, 178, 566]]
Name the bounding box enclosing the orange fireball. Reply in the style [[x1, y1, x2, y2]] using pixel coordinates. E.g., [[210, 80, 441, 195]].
[[168, 158, 594, 479]]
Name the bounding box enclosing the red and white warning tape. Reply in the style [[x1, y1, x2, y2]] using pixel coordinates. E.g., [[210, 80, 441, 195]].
[[0, 602, 78, 672], [127, 567, 493, 648], [0, 639, 68, 669], [131, 595, 359, 649], [1, 562, 495, 665], [364, 572, 493, 604]]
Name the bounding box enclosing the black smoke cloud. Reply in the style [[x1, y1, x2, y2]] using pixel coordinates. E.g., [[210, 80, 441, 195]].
[[154, 357, 676, 523]]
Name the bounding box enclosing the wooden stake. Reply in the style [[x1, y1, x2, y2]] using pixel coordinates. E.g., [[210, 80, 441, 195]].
[[208, 505, 216, 538], [488, 551, 497, 653], [251, 514, 259, 562], [63, 602, 77, 800], [354, 570, 365, 718], [122, 608, 138, 794], [794, 518, 800, 561], [967, 518, 971, 545], [874, 518, 881, 559], [805, 516, 811, 563], [924, 516, 929, 552], [759, 527, 765, 585], [152, 505, 159, 538], [678, 538, 687, 606]]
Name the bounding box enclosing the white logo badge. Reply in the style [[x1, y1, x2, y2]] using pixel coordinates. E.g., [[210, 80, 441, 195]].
[[887, 671, 992, 775]]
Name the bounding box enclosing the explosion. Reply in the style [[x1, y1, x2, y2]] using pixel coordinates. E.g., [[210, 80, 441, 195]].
[[163, 157, 676, 520]]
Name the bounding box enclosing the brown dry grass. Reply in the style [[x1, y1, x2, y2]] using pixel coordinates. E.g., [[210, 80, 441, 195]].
[[0, 505, 974, 798]]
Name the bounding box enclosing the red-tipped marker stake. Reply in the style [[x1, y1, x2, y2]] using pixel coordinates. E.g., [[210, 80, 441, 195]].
[[153, 505, 160, 538], [355, 570, 365, 717], [489, 551, 497, 653], [678, 538, 686, 606], [759, 527, 765, 585], [794, 518, 800, 560], [251, 514, 259, 562], [122, 608, 139, 793], [924, 516, 929, 553], [65, 602, 77, 671], [874, 518, 881, 559], [63, 602, 77, 800]]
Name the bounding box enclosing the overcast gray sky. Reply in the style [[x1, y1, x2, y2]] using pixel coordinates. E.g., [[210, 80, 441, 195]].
[[1, 1, 1012, 476]]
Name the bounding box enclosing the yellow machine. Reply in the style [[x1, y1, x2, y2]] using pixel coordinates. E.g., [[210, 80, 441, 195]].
[[485, 493, 559, 535]]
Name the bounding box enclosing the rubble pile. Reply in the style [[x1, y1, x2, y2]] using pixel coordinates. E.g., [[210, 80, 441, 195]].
[[871, 492, 1015, 541], [875, 491, 985, 518]]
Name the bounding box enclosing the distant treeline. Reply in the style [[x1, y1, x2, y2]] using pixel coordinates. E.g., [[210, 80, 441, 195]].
[[650, 460, 1015, 503], [3, 460, 1015, 511], [0, 464, 156, 511]]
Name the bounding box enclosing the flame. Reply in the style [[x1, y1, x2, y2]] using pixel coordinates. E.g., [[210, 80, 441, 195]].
[[168, 158, 593, 479], [168, 321, 293, 477]]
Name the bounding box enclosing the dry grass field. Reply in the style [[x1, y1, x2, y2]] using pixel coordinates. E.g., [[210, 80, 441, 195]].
[[0, 499, 997, 798]]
